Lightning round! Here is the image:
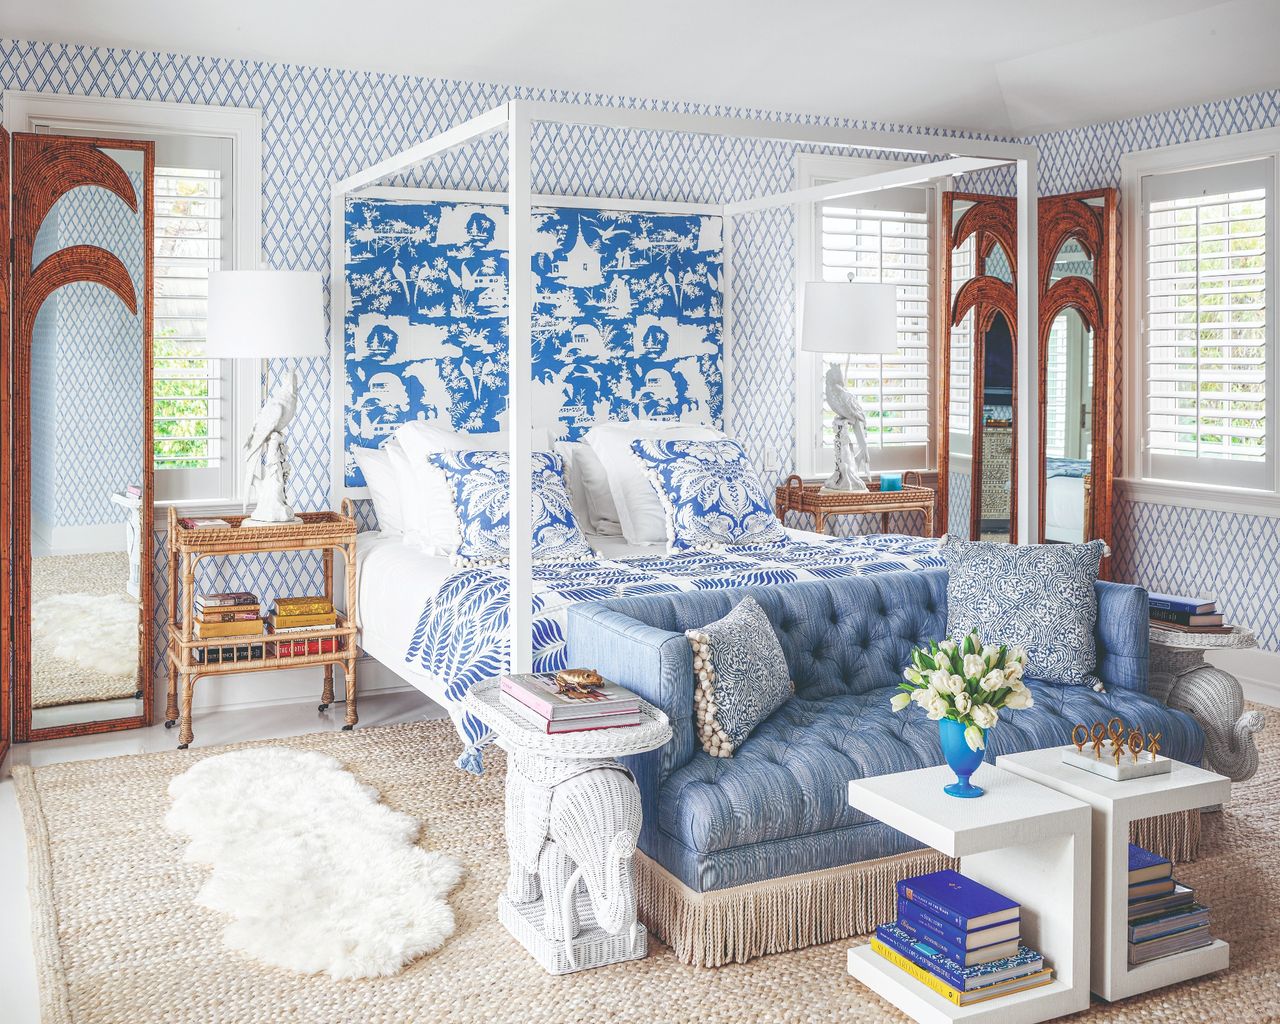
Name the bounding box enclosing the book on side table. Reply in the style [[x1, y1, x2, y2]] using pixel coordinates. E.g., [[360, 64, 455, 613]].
[[500, 671, 641, 734], [1126, 843, 1215, 965], [868, 869, 1054, 1007]]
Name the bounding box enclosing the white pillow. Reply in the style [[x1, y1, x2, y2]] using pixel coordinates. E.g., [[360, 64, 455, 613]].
[[583, 421, 725, 544], [555, 441, 623, 536], [395, 422, 506, 555], [352, 442, 405, 534]]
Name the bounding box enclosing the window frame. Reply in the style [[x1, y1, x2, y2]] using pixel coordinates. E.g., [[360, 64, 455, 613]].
[[794, 152, 945, 479], [3, 90, 264, 515], [1122, 125, 1280, 514]]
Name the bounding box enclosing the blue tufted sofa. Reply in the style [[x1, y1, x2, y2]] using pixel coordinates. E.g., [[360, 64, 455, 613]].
[[566, 569, 1205, 966]]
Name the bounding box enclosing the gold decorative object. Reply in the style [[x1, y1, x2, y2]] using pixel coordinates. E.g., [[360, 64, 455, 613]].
[[1127, 729, 1144, 764], [1071, 723, 1088, 752], [1107, 717, 1125, 748], [1090, 722, 1107, 759], [1147, 732, 1162, 762], [554, 668, 605, 700]]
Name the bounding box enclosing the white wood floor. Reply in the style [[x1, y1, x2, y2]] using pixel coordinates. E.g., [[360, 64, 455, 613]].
[[0, 689, 441, 1024]]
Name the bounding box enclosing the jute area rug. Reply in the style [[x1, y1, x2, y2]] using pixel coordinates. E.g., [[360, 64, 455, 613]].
[[13, 707, 1280, 1024]]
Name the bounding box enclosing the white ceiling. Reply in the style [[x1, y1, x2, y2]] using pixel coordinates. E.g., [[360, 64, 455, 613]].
[[9, 0, 1280, 134]]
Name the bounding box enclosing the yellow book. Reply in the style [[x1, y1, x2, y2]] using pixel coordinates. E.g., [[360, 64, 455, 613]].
[[270, 612, 338, 629], [194, 618, 265, 639], [869, 940, 1053, 1007], [274, 596, 334, 615]]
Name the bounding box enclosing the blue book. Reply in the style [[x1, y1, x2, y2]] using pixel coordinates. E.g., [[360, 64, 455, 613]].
[[898, 870, 1020, 931], [1129, 903, 1210, 943], [1128, 843, 1173, 884], [1148, 593, 1215, 614], [875, 923, 1044, 991], [896, 896, 1021, 951], [898, 908, 1019, 967]]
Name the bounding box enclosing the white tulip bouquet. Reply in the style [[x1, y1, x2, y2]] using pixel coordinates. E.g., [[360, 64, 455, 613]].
[[890, 630, 1035, 752]]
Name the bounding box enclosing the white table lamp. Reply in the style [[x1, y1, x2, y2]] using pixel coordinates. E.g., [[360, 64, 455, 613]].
[[207, 270, 324, 525], [801, 281, 898, 492]]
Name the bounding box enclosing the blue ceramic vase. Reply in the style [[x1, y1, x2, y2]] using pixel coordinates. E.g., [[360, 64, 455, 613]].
[[939, 718, 985, 798]]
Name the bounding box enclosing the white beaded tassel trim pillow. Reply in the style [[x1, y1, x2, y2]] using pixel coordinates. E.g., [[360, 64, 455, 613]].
[[688, 629, 734, 756]]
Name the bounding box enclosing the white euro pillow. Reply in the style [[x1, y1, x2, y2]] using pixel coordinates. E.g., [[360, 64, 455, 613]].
[[583, 421, 725, 544], [352, 441, 405, 534], [394, 422, 506, 555], [555, 441, 623, 536]]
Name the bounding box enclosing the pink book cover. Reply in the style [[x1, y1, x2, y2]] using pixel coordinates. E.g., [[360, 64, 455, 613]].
[[500, 672, 639, 720]]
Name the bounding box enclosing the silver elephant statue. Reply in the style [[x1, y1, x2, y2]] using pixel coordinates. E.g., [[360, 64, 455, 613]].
[[504, 756, 643, 969]]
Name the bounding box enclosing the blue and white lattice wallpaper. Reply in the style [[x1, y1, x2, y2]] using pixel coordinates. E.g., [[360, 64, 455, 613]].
[[6, 37, 1280, 676], [342, 197, 723, 487]]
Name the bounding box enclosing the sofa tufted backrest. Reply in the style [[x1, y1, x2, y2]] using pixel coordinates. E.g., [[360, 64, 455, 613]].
[[586, 571, 950, 699], [583, 570, 1150, 698]]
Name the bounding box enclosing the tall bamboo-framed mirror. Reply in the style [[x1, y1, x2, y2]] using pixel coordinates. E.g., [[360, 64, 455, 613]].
[[1038, 188, 1118, 555], [937, 192, 1019, 542], [6, 132, 155, 741]]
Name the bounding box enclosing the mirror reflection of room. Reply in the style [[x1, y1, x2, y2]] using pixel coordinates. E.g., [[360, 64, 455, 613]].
[[1044, 304, 1094, 544], [27, 144, 148, 731], [978, 312, 1014, 542]]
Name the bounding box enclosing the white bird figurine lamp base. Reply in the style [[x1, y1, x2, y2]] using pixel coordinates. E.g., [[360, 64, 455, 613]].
[[242, 371, 303, 527], [819, 363, 870, 493]]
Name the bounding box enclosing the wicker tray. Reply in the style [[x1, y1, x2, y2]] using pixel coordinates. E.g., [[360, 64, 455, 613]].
[[168, 503, 357, 553], [775, 474, 933, 509]]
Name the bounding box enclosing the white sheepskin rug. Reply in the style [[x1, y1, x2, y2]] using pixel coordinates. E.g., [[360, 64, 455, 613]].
[[165, 746, 465, 979], [32, 592, 138, 676]]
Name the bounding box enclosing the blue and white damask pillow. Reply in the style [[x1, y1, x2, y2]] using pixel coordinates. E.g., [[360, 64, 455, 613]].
[[629, 438, 787, 552], [939, 535, 1109, 689], [686, 597, 794, 757], [427, 450, 593, 567]]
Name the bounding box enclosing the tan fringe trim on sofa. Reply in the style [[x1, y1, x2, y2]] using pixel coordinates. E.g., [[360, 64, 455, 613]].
[[639, 809, 1201, 967]]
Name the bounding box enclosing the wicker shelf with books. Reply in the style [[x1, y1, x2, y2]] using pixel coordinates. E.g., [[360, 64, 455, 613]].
[[164, 502, 360, 749]]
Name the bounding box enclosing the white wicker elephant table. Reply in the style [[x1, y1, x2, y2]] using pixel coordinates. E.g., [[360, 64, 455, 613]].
[[464, 678, 672, 974]]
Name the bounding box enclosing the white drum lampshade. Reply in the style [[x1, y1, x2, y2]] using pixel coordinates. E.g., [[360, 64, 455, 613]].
[[206, 270, 325, 359], [801, 281, 898, 355]]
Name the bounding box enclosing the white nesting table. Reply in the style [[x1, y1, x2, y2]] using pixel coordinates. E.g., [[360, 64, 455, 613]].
[[998, 747, 1230, 1001], [846, 763, 1092, 1024]]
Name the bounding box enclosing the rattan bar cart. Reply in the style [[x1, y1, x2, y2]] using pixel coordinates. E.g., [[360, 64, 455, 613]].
[[164, 502, 359, 748], [775, 472, 936, 537]]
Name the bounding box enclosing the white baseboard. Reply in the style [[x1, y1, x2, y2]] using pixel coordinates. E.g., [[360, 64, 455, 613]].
[[33, 519, 126, 556], [1204, 647, 1280, 708], [152, 654, 416, 714]]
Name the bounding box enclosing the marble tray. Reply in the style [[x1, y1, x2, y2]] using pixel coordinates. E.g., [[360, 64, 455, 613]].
[[1061, 744, 1173, 781]]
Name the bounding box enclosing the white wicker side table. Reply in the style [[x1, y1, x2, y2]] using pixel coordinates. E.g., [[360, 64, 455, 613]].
[[1148, 625, 1266, 782], [463, 677, 672, 975]]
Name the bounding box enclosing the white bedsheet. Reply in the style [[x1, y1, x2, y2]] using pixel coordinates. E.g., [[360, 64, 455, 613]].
[[1045, 475, 1085, 542]]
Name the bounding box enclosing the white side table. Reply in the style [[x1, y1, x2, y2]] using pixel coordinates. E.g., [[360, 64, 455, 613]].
[[846, 764, 1091, 1024], [110, 490, 143, 599], [998, 747, 1230, 1002], [463, 677, 672, 975]]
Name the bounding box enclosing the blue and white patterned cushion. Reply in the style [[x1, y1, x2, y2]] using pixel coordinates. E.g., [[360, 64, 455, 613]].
[[940, 535, 1109, 688], [685, 597, 794, 757], [629, 438, 787, 551], [428, 450, 593, 567]]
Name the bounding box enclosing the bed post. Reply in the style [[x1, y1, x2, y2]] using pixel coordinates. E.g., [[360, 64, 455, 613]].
[[508, 101, 535, 673], [1015, 154, 1040, 545]]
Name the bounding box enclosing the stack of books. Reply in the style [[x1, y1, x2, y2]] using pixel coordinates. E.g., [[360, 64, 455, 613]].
[[1128, 844, 1213, 965], [871, 869, 1054, 1007], [192, 591, 264, 663], [1149, 592, 1229, 634], [500, 672, 641, 734], [268, 596, 342, 658]]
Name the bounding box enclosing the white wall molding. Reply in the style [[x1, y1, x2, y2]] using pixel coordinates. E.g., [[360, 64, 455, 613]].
[[1205, 647, 1280, 709], [1116, 477, 1280, 518]]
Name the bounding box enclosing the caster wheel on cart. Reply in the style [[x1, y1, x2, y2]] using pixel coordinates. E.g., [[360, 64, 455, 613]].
[[178, 743, 189, 750], [318, 703, 330, 712], [342, 724, 354, 731], [164, 720, 175, 729]]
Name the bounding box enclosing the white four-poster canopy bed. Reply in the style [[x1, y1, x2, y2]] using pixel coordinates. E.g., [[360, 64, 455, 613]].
[[329, 100, 1039, 769]]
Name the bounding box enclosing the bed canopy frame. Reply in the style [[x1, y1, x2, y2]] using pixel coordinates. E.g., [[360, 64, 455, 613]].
[[330, 100, 1039, 672]]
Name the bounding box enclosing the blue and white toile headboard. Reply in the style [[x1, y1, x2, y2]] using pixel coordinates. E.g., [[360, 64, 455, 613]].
[[338, 191, 725, 492]]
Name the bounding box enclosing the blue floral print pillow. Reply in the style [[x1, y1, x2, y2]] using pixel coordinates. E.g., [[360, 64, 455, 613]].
[[428, 450, 593, 566], [630, 438, 787, 551]]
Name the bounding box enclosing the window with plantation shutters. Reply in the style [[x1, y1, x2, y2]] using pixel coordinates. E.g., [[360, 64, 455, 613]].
[[154, 166, 226, 475], [1142, 157, 1274, 490], [817, 187, 930, 458]]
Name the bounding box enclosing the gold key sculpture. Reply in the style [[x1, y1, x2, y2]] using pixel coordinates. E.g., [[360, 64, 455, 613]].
[[1072, 719, 1163, 762]]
